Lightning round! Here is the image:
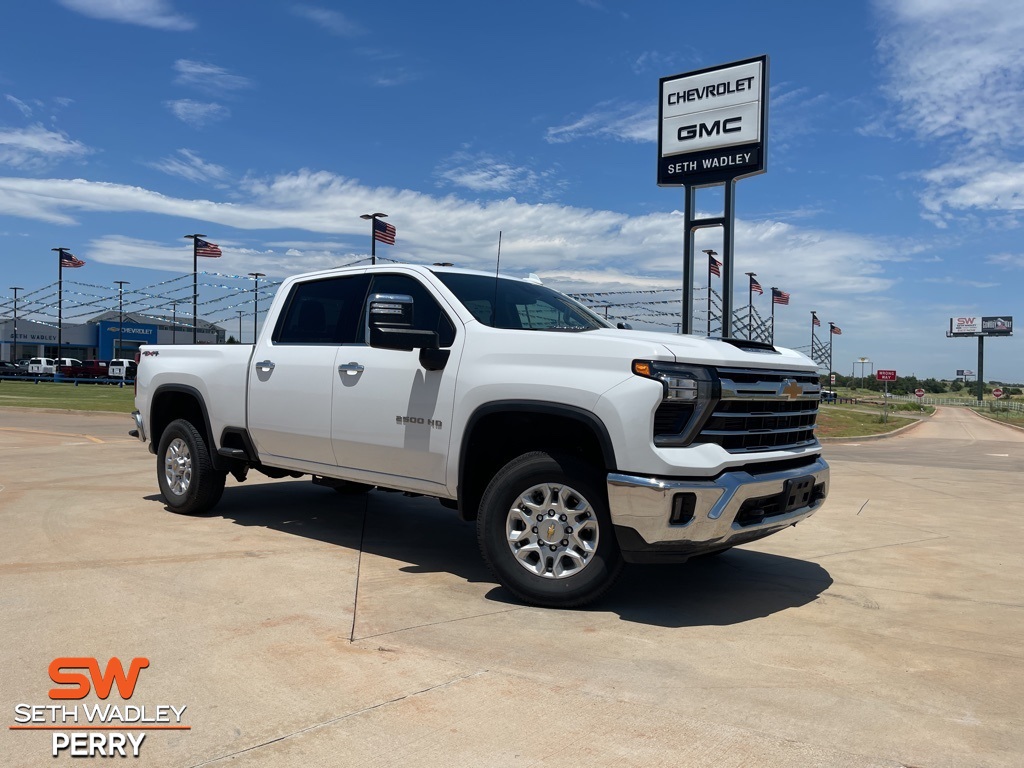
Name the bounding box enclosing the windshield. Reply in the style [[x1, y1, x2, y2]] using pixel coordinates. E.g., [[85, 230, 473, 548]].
[[435, 272, 606, 332]]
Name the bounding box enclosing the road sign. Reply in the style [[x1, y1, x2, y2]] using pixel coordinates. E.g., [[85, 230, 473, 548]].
[[914, 388, 925, 398], [993, 388, 1004, 399], [876, 369, 897, 381]]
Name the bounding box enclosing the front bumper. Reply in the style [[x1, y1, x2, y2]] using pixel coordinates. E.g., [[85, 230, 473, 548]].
[[607, 457, 828, 563]]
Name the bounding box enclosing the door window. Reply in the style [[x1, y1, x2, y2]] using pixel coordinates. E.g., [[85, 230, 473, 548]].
[[273, 275, 371, 345]]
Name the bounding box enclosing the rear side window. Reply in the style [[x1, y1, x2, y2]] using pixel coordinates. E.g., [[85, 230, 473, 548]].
[[274, 274, 371, 344]]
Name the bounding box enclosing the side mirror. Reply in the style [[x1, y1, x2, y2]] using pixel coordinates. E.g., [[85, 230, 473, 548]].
[[367, 293, 440, 353], [616, 322, 633, 330]]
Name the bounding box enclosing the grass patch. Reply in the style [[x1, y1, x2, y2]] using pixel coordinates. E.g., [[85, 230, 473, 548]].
[[0, 380, 135, 413], [815, 407, 915, 438], [971, 408, 1024, 426]]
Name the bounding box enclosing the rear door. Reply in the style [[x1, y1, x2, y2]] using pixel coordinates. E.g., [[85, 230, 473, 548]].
[[247, 273, 371, 468]]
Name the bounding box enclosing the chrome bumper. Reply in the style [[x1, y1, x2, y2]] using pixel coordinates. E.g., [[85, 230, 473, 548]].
[[607, 457, 828, 556], [130, 410, 147, 444]]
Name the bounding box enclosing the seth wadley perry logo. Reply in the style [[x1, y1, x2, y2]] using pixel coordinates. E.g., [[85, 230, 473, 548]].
[[10, 657, 189, 759]]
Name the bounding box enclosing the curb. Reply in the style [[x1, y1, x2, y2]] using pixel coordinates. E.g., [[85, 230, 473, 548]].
[[819, 415, 928, 443]]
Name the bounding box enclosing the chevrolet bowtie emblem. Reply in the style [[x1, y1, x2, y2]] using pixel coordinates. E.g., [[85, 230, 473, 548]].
[[547, 524, 556, 539], [781, 380, 803, 399]]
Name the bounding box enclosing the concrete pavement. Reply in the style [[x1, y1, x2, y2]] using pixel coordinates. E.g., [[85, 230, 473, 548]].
[[0, 406, 1021, 767]]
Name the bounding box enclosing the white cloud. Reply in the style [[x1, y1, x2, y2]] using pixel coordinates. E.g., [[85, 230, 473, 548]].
[[919, 157, 1024, 222], [173, 60, 254, 94], [165, 99, 230, 128], [876, 0, 1024, 149], [292, 5, 364, 37], [986, 252, 1024, 269], [546, 102, 656, 144], [874, 0, 1024, 223], [5, 95, 33, 118], [435, 151, 566, 199], [57, 0, 194, 31], [0, 124, 91, 171], [0, 170, 901, 301], [148, 149, 229, 183]]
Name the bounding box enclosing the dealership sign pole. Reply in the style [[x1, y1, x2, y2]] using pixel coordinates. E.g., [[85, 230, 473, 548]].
[[659, 55, 768, 337], [947, 316, 1014, 402]]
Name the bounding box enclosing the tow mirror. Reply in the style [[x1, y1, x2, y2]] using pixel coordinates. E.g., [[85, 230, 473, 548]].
[[367, 293, 440, 352]]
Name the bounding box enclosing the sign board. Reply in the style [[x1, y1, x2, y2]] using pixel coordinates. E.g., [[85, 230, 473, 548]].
[[956, 369, 965, 376], [876, 370, 897, 381], [914, 388, 925, 398], [830, 374, 836, 384], [993, 388, 1004, 399], [658, 55, 767, 186], [982, 316, 1013, 336], [948, 315, 1013, 337]]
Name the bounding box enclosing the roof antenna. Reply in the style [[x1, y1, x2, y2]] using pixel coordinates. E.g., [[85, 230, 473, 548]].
[[491, 230, 502, 326]]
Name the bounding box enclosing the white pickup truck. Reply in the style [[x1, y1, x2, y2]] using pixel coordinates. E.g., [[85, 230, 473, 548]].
[[132, 264, 828, 607]]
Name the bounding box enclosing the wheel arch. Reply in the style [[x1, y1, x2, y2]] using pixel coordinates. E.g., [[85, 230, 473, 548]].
[[150, 384, 225, 470], [456, 400, 616, 522]]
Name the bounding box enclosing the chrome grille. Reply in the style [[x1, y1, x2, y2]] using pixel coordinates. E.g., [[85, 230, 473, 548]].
[[697, 367, 821, 453]]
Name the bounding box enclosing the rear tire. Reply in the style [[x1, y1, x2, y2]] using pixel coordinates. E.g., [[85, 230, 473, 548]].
[[157, 419, 226, 515], [477, 451, 622, 608]]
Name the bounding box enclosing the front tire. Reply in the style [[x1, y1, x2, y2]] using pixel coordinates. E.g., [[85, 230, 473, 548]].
[[157, 419, 226, 515], [477, 451, 622, 608]]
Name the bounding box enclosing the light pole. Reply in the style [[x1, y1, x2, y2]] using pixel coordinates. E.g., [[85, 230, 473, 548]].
[[360, 212, 387, 265], [702, 249, 717, 336], [114, 281, 129, 359], [9, 286, 21, 361], [170, 302, 177, 345], [248, 272, 265, 342], [237, 310, 244, 343]]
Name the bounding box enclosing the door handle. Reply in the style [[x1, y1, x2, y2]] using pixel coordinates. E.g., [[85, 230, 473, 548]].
[[255, 360, 275, 371], [338, 362, 364, 375]]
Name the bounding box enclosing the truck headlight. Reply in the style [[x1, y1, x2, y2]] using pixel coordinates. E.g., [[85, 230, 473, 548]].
[[632, 361, 719, 446], [632, 361, 716, 401]]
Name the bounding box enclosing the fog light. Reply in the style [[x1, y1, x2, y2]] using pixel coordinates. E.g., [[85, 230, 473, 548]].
[[670, 493, 697, 525]]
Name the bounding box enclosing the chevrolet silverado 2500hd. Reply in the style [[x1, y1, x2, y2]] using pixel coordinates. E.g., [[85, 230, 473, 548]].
[[132, 264, 828, 607]]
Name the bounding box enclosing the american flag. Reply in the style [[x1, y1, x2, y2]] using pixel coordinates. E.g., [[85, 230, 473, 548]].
[[771, 288, 790, 305], [750, 275, 763, 295], [373, 218, 396, 245], [709, 255, 722, 277], [195, 238, 222, 257], [812, 313, 821, 327], [60, 250, 85, 268], [831, 325, 843, 335]]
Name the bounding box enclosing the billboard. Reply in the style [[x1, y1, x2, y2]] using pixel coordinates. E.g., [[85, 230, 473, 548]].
[[658, 56, 768, 187], [982, 316, 1013, 336], [948, 316, 1013, 337]]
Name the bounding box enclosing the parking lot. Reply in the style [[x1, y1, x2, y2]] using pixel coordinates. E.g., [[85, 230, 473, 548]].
[[1, 407, 1021, 767]]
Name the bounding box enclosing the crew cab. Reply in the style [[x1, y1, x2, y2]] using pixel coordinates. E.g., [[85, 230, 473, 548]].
[[132, 264, 829, 607]]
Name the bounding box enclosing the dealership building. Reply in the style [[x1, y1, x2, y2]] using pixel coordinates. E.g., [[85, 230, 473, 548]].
[[1, 312, 225, 362]]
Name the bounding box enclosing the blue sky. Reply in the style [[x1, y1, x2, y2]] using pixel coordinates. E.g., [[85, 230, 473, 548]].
[[0, 0, 1021, 381]]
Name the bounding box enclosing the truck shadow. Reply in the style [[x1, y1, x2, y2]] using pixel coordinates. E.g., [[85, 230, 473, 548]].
[[166, 479, 832, 628]]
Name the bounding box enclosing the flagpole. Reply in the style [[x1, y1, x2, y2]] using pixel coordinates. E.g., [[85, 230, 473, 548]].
[[745, 272, 755, 340], [184, 234, 205, 344], [770, 287, 777, 345], [828, 322, 835, 383], [702, 249, 716, 337], [810, 311, 816, 353], [52, 248, 67, 362], [360, 213, 387, 266]]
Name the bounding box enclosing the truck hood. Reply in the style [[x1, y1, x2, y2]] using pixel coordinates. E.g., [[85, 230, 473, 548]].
[[591, 328, 818, 371]]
